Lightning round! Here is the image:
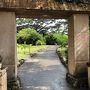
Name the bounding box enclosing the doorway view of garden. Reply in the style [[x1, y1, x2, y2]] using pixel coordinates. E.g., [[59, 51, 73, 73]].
[[17, 19, 68, 61], [16, 19, 86, 90]]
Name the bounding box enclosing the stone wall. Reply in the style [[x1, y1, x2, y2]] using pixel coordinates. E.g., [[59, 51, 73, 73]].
[[0, 68, 7, 90]]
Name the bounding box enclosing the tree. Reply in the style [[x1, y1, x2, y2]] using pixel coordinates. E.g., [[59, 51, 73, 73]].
[[16, 18, 68, 35]]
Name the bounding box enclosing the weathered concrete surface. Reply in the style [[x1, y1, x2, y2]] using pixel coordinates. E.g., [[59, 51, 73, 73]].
[[0, 0, 90, 18], [18, 46, 87, 90], [68, 14, 89, 76], [0, 0, 90, 11], [0, 12, 17, 80]]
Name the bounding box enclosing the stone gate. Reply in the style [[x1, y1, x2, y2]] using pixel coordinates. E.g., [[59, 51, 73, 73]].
[[0, 0, 90, 89]]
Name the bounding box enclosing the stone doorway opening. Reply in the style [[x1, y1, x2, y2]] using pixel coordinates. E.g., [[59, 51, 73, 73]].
[[16, 18, 68, 61], [17, 18, 69, 90]]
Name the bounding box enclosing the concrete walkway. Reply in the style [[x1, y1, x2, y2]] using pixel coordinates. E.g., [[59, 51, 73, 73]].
[[18, 46, 86, 90]]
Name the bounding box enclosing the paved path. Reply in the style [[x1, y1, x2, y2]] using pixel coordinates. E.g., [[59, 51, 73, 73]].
[[18, 46, 87, 90]]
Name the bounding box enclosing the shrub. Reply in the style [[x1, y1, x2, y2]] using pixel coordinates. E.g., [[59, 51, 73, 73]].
[[17, 28, 45, 45], [53, 33, 68, 47], [45, 34, 56, 45], [36, 40, 42, 45], [36, 40, 46, 45], [45, 33, 68, 47]]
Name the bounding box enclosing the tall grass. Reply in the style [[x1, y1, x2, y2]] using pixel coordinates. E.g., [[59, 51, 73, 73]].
[[17, 44, 48, 60]]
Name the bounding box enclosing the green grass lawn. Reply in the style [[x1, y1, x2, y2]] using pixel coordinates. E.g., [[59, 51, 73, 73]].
[[17, 44, 48, 60]]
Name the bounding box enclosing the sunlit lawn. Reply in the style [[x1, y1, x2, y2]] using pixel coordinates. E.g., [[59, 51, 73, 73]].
[[17, 44, 48, 60]]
